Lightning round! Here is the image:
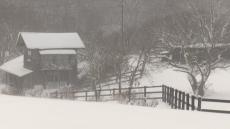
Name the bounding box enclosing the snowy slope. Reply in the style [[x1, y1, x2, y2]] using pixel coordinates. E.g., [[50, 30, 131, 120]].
[[140, 63, 230, 99], [0, 95, 229, 129]]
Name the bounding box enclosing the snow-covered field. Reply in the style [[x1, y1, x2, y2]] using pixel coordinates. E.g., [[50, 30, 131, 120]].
[[138, 63, 230, 111], [0, 94, 229, 129], [141, 63, 230, 99], [96, 58, 230, 111], [1, 57, 230, 129]]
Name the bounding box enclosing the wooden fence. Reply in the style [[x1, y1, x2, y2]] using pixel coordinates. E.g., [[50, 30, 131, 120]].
[[51, 85, 162, 102], [51, 85, 230, 114], [162, 86, 201, 111], [97, 70, 142, 88], [162, 85, 230, 114]]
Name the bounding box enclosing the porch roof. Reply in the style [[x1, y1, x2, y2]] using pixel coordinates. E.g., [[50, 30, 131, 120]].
[[0, 56, 33, 77]]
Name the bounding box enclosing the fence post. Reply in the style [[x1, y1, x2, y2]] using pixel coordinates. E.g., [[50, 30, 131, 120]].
[[182, 92, 185, 110], [168, 87, 171, 105], [197, 97, 202, 111], [169, 87, 172, 105], [166, 86, 169, 103], [144, 86, 147, 98], [85, 91, 88, 101], [113, 89, 115, 96], [175, 89, 178, 109], [167, 87, 170, 104], [128, 87, 132, 102], [178, 91, 181, 109], [186, 93, 190, 110], [98, 89, 101, 101], [191, 96, 195, 111], [95, 90, 98, 101], [162, 85, 165, 102], [171, 88, 174, 109]]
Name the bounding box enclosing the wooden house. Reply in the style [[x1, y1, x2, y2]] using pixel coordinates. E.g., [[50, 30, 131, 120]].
[[0, 32, 85, 92]]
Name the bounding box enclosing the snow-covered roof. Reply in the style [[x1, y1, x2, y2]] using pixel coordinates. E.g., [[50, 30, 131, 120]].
[[17, 32, 85, 49], [0, 56, 33, 77], [39, 49, 76, 55]]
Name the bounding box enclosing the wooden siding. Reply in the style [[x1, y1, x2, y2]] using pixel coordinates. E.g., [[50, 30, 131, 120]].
[[19, 70, 77, 89], [24, 49, 41, 71], [40, 55, 76, 70]]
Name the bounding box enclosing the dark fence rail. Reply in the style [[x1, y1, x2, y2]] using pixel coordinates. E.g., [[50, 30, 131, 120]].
[[201, 98, 230, 114], [162, 85, 230, 114], [51, 85, 162, 102], [51, 85, 230, 114], [97, 70, 142, 88], [162, 86, 201, 111]]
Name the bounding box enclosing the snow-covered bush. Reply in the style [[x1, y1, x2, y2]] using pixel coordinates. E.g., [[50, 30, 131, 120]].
[[1, 85, 19, 95], [115, 89, 159, 107]]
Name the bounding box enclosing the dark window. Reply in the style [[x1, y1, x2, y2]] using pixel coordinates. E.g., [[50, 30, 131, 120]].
[[28, 50, 32, 56]]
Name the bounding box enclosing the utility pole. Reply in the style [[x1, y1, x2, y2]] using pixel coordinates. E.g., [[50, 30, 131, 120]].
[[118, 0, 124, 96], [122, 0, 124, 49]]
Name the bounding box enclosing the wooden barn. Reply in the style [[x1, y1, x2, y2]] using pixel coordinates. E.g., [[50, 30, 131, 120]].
[[0, 32, 85, 92]]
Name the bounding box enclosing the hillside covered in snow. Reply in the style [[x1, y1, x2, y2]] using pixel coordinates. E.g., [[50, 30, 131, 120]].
[[140, 63, 230, 99], [0, 94, 229, 129]]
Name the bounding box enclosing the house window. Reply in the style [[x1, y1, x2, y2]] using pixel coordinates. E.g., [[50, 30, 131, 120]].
[[52, 55, 56, 64], [27, 58, 31, 62], [28, 50, 32, 56]]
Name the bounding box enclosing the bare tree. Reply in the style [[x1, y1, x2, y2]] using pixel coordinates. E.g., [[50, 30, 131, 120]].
[[161, 0, 230, 96]]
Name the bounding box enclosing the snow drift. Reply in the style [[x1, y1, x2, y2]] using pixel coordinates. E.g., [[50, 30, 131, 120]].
[[0, 95, 229, 129]]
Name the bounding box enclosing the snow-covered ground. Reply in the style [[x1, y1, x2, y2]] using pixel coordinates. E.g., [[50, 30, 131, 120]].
[[138, 62, 230, 111], [96, 57, 230, 111], [140, 63, 230, 99], [0, 94, 229, 129]]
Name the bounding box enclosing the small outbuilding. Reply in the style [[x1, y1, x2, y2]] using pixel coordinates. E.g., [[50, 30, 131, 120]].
[[0, 32, 85, 93]]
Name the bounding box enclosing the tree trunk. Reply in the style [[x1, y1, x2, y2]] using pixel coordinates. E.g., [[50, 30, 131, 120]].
[[140, 49, 151, 77], [197, 80, 206, 96], [198, 84, 205, 96], [129, 49, 144, 87]]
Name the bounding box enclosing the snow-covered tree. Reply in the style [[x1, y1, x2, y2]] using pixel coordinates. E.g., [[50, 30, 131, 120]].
[[161, 0, 230, 96]]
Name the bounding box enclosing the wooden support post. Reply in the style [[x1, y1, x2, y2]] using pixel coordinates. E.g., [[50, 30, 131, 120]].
[[186, 93, 190, 110], [167, 87, 171, 105], [175, 89, 178, 109], [168, 87, 171, 105], [144, 86, 147, 98], [171, 88, 174, 109], [191, 96, 195, 111], [166, 87, 169, 103], [144, 86, 147, 103], [178, 91, 182, 109], [85, 91, 88, 101], [128, 87, 132, 102], [98, 89, 101, 101], [162, 85, 165, 102], [95, 90, 98, 101], [170, 87, 172, 105], [197, 97, 202, 111], [113, 89, 115, 96], [182, 92, 185, 110]]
